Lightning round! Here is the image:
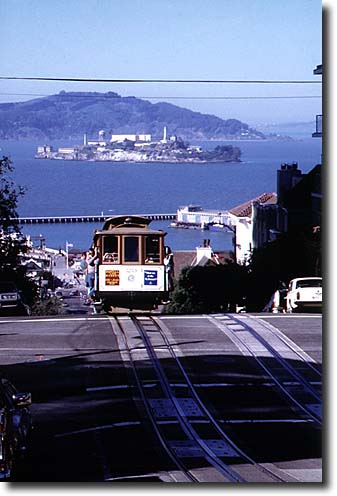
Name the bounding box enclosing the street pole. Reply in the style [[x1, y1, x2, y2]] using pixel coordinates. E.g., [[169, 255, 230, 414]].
[[223, 224, 237, 264], [65, 241, 74, 270], [66, 241, 69, 269], [233, 225, 237, 265]]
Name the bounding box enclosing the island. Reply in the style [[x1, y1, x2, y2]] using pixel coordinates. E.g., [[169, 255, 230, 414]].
[[36, 128, 242, 164]]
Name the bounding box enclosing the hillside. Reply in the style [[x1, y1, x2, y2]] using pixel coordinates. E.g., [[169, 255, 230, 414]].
[[0, 91, 267, 141]]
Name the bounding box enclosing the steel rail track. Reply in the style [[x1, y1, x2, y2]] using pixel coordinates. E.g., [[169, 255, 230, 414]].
[[231, 315, 322, 403], [128, 315, 247, 483], [209, 315, 322, 425], [128, 315, 291, 483], [146, 315, 288, 483], [247, 316, 322, 379], [109, 315, 199, 482]]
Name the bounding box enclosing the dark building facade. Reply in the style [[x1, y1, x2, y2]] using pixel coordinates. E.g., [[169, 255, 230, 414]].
[[252, 162, 321, 250], [282, 164, 322, 231]]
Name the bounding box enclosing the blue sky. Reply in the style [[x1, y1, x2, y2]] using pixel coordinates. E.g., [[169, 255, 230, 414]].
[[1, 0, 323, 125]]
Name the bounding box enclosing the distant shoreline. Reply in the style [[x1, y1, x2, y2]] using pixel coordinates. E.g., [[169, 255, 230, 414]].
[[0, 136, 296, 142], [0, 134, 294, 143], [35, 157, 242, 164]]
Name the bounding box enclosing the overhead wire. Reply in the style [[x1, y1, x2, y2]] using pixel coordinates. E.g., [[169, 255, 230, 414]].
[[0, 76, 321, 84], [0, 76, 321, 104], [0, 93, 321, 101]]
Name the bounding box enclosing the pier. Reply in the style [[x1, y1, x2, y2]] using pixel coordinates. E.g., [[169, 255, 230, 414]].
[[15, 213, 176, 225]]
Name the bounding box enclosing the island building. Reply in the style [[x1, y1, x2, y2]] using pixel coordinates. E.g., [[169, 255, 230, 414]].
[[110, 133, 152, 143], [58, 147, 79, 156], [37, 128, 167, 159], [161, 126, 168, 143], [90, 127, 168, 144], [87, 129, 108, 146], [36, 126, 202, 160], [37, 145, 53, 155], [83, 131, 152, 147], [82, 128, 174, 149]]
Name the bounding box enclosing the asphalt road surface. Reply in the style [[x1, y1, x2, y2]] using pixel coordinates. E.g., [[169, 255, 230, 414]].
[[0, 308, 322, 483]]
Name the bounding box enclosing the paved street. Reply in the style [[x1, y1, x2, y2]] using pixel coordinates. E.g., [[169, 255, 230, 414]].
[[0, 311, 322, 482]]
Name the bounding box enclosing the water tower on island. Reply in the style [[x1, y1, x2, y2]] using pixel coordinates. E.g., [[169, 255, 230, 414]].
[[161, 126, 168, 143]]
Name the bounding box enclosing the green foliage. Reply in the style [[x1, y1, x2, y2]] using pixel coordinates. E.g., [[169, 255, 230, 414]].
[[167, 227, 321, 314], [40, 271, 63, 292], [32, 296, 65, 316], [167, 263, 248, 314], [0, 156, 25, 225], [0, 156, 38, 305], [0, 156, 26, 268], [208, 145, 241, 162]]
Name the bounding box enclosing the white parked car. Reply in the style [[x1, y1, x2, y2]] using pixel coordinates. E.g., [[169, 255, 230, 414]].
[[286, 277, 322, 313]]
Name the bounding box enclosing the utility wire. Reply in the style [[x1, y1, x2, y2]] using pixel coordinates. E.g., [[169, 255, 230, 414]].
[[0, 76, 321, 84], [0, 92, 321, 101]]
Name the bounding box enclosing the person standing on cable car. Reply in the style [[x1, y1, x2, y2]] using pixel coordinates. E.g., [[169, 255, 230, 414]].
[[164, 246, 174, 291]]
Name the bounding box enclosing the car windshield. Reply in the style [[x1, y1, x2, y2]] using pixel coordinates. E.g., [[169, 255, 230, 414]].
[[296, 279, 322, 288], [0, 282, 17, 292]]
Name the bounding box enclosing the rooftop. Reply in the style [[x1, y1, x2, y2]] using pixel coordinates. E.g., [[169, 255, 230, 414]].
[[229, 192, 277, 218]]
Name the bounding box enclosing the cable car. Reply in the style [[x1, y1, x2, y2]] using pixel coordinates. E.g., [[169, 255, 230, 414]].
[[92, 215, 172, 311]]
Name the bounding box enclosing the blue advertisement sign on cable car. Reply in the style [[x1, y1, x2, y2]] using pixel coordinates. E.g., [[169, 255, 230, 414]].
[[144, 270, 157, 286]]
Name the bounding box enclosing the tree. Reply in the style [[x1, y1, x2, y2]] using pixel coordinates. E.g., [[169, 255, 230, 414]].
[[167, 262, 248, 314], [0, 156, 37, 305]]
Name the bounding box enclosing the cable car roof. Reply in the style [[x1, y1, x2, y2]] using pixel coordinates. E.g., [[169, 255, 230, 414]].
[[102, 215, 152, 230], [94, 227, 166, 237]]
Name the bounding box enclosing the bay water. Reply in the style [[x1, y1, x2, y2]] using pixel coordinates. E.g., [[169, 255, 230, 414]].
[[0, 138, 322, 252]]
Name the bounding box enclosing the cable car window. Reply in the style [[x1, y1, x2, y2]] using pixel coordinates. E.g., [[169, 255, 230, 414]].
[[124, 236, 140, 262], [145, 235, 160, 263], [103, 235, 119, 264]]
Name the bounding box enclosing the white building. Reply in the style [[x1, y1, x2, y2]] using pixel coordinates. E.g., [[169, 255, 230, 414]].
[[110, 133, 151, 143], [58, 147, 76, 155], [176, 194, 277, 263], [137, 134, 152, 142], [176, 205, 231, 227], [228, 193, 277, 264], [37, 145, 53, 154], [191, 241, 221, 267]]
